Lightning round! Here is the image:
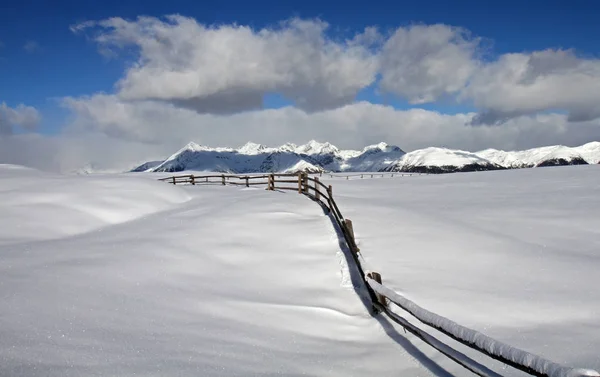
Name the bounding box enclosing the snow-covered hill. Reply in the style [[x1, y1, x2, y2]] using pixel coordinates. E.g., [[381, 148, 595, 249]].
[[384, 147, 504, 174], [477, 144, 591, 168], [134, 141, 599, 174]]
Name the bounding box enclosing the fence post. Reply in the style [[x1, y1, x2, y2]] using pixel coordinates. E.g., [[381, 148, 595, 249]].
[[172, 176, 176, 185], [314, 177, 320, 201], [303, 173, 309, 194], [344, 219, 360, 254], [361, 174, 363, 179], [297, 173, 303, 194], [327, 185, 333, 212], [245, 176, 249, 187], [371, 174, 373, 178], [368, 272, 386, 307], [346, 175, 349, 180], [222, 174, 225, 185], [268, 174, 275, 190], [391, 174, 394, 178], [191, 175, 195, 185]]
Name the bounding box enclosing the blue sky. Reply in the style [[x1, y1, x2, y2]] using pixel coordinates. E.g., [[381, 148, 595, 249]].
[[1, 0, 600, 172], [1, 0, 599, 134]]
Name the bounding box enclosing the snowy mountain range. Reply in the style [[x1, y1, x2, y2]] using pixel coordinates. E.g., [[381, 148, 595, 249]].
[[133, 141, 600, 174]]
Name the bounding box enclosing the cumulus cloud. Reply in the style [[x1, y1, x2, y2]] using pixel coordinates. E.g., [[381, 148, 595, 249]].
[[0, 102, 41, 135], [72, 16, 379, 113], [466, 49, 600, 124], [71, 16, 600, 124], [379, 24, 479, 104]]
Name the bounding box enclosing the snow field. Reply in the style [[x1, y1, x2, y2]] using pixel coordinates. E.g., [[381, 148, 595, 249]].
[[0, 166, 434, 377], [321, 165, 600, 375], [2, 164, 599, 376]]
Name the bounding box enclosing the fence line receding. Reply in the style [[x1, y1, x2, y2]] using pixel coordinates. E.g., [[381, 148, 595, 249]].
[[159, 172, 599, 377]]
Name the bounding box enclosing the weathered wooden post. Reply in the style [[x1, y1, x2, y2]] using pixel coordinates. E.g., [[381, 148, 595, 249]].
[[368, 272, 386, 307], [172, 176, 176, 185], [297, 173, 303, 194], [221, 174, 225, 185], [346, 175, 349, 180], [245, 176, 249, 187], [344, 219, 360, 254], [314, 177, 320, 201], [191, 175, 195, 185], [326, 185, 333, 212], [391, 173, 394, 178], [268, 174, 275, 190], [303, 173, 309, 194], [371, 174, 373, 178], [361, 174, 363, 179]]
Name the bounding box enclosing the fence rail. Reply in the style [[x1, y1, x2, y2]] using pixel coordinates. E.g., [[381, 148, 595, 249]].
[[159, 172, 598, 377]]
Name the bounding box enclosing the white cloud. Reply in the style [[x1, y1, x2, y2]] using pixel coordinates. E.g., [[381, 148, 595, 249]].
[[0, 102, 40, 135], [63, 94, 600, 152], [379, 24, 479, 104], [71, 16, 600, 125], [73, 16, 378, 113], [465, 49, 600, 124]]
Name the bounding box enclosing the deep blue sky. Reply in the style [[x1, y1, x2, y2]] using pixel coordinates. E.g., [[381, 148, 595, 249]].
[[1, 0, 598, 134]]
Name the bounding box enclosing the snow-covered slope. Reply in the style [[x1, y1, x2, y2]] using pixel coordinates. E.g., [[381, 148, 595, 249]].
[[575, 141, 600, 164], [320, 165, 600, 375], [134, 141, 599, 174], [0, 164, 190, 244], [384, 147, 503, 173], [130, 160, 164, 172], [478, 145, 589, 168]]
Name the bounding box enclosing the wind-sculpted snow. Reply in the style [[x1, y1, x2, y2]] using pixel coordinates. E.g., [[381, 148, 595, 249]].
[[134, 140, 599, 174], [0, 164, 190, 244]]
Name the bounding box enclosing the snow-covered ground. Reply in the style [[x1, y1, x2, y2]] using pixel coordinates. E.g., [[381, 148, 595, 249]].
[[1, 164, 599, 376], [320, 165, 600, 374]]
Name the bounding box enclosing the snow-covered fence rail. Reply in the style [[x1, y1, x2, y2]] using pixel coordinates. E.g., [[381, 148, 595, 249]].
[[366, 277, 599, 377], [158, 172, 599, 377]]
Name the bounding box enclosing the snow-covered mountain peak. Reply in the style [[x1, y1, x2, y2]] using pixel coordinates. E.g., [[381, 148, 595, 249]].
[[362, 142, 403, 153], [182, 142, 206, 152], [297, 140, 339, 155], [278, 142, 298, 153], [238, 142, 267, 155]]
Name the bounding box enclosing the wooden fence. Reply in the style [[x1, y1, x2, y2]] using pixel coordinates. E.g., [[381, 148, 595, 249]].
[[158, 172, 598, 377]]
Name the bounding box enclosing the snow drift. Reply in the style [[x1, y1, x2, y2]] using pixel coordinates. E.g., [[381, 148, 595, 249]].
[[0, 164, 190, 244]]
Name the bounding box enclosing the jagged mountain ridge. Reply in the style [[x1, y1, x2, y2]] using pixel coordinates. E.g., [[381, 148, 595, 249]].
[[134, 141, 600, 174]]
